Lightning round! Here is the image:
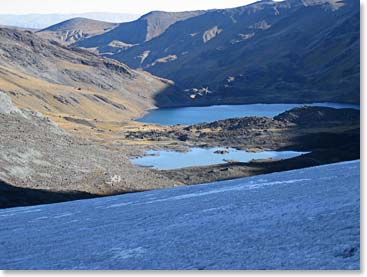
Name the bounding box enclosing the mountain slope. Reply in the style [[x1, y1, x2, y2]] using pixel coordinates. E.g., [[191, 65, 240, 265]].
[[104, 0, 359, 106], [37, 18, 118, 44], [0, 92, 179, 207], [0, 161, 360, 269], [75, 10, 205, 55], [0, 27, 178, 125]]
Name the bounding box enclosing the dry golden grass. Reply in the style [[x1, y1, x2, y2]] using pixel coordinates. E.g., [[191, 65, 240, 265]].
[[57, 61, 90, 71], [0, 29, 174, 144], [0, 64, 156, 140]]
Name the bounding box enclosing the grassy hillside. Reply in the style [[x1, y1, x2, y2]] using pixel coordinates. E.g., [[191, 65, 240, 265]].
[[0, 27, 179, 132]]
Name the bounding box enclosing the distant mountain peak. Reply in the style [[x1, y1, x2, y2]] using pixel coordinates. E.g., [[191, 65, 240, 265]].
[[0, 13, 139, 29], [40, 17, 116, 32], [37, 17, 118, 44]]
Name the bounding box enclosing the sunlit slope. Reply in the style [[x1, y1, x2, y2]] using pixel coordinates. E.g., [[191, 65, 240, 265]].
[[0, 28, 177, 126]]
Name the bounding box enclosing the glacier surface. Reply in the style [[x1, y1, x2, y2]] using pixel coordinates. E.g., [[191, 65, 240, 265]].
[[0, 161, 360, 270]]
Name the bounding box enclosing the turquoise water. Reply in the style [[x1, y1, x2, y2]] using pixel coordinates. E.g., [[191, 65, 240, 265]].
[[138, 103, 359, 126], [131, 147, 308, 170]]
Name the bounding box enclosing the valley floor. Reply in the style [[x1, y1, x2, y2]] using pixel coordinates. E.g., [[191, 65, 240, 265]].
[[0, 161, 360, 270]]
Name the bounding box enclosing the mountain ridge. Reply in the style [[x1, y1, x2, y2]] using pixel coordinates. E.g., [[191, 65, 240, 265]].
[[0, 12, 140, 29], [74, 10, 206, 54], [37, 17, 118, 44]]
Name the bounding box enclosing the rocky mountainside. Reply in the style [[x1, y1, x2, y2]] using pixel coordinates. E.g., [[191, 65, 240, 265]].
[[0, 92, 178, 208], [37, 18, 118, 44], [74, 11, 205, 56], [0, 27, 178, 125], [79, 0, 359, 106], [0, 27, 184, 208]]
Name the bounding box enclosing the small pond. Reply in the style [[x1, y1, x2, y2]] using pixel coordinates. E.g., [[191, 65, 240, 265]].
[[130, 147, 308, 170]]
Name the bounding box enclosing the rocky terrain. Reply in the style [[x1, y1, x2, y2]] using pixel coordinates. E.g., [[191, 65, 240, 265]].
[[72, 0, 359, 106], [37, 18, 118, 44], [0, 92, 180, 208], [0, 26, 181, 208], [125, 106, 359, 149]]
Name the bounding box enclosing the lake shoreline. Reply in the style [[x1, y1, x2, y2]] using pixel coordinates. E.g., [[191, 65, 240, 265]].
[[0, 106, 360, 209], [137, 102, 360, 126], [124, 106, 360, 187]]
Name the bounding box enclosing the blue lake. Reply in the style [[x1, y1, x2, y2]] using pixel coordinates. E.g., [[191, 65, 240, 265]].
[[130, 148, 308, 170], [138, 103, 359, 126]]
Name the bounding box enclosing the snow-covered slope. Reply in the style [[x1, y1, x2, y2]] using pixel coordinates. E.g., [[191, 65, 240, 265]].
[[0, 161, 360, 270]]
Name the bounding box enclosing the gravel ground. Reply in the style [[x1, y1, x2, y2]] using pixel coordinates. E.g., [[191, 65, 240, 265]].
[[0, 93, 178, 199]]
